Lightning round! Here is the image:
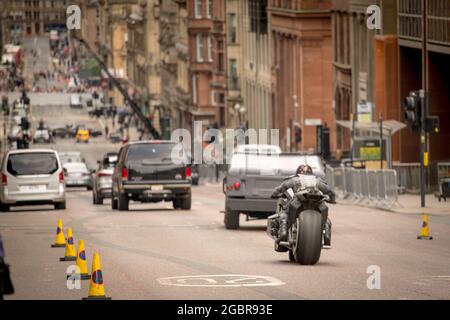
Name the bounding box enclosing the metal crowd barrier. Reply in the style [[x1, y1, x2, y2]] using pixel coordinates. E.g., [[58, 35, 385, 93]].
[[326, 165, 399, 209], [393, 162, 450, 194]]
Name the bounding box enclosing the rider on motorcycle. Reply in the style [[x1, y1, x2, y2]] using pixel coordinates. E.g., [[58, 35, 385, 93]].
[[271, 164, 335, 246]]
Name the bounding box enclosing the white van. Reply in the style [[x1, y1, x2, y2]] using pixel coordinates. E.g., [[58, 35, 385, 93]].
[[0, 149, 66, 211]]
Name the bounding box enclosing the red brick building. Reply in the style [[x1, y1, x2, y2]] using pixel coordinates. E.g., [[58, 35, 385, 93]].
[[187, 0, 227, 129], [269, 0, 335, 153]]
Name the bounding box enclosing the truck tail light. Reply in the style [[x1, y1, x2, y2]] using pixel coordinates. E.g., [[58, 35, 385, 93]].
[[185, 166, 192, 178], [98, 172, 112, 177], [2, 174, 7, 186], [121, 167, 129, 181], [59, 171, 64, 183], [227, 181, 241, 191]]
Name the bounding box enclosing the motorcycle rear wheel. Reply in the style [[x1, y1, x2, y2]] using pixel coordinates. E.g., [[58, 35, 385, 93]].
[[293, 210, 322, 265]]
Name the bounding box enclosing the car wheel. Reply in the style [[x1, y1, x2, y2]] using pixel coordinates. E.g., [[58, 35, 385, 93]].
[[93, 192, 103, 205], [224, 207, 239, 229], [118, 193, 129, 211], [87, 186, 93, 191], [111, 194, 118, 210], [55, 201, 66, 210], [0, 203, 10, 212], [172, 198, 181, 209], [180, 194, 191, 210]]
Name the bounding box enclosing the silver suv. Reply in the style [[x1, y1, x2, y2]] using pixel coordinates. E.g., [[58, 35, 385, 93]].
[[0, 149, 66, 211]]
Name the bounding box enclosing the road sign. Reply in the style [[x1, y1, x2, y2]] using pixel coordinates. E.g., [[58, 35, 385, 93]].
[[304, 119, 322, 126]]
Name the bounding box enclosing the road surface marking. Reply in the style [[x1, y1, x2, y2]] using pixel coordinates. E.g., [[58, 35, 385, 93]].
[[157, 274, 285, 288]]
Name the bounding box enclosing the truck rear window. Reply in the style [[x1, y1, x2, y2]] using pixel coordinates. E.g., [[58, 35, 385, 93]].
[[126, 143, 187, 164], [7, 153, 59, 176]]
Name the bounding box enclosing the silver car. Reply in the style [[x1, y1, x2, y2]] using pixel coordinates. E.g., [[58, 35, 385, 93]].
[[0, 149, 66, 211], [92, 152, 118, 205], [223, 152, 325, 229], [63, 162, 93, 190], [59, 151, 84, 165]]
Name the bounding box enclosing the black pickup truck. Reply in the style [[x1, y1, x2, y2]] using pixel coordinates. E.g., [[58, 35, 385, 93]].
[[111, 141, 192, 211]]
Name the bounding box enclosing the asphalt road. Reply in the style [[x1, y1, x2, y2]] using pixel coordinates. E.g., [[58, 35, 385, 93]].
[[2, 92, 450, 300], [1, 36, 450, 301]]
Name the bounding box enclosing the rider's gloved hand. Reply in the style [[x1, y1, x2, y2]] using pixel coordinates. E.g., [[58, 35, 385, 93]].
[[329, 192, 337, 204]]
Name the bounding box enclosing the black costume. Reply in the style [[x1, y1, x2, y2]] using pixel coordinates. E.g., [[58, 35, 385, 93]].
[[271, 172, 334, 245]]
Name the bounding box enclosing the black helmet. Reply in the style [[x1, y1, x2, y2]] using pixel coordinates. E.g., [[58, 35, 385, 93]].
[[296, 164, 313, 175]]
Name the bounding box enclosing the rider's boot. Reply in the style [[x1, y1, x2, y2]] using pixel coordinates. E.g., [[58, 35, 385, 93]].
[[278, 211, 288, 242]]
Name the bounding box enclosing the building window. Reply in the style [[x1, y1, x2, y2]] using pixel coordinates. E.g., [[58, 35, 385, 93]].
[[219, 106, 225, 127], [229, 59, 238, 89], [207, 36, 213, 62], [195, 0, 202, 19], [217, 40, 225, 72], [211, 90, 216, 106], [206, 0, 212, 18], [248, 0, 268, 34], [228, 13, 237, 43], [196, 34, 204, 62], [192, 75, 198, 104]]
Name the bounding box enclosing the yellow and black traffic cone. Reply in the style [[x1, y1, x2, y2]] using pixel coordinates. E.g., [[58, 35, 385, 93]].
[[72, 240, 91, 280], [82, 253, 111, 300], [60, 228, 77, 261], [51, 218, 66, 248], [417, 214, 433, 240]]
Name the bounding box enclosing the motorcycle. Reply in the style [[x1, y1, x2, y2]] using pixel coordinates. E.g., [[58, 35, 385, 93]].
[[267, 175, 332, 265]]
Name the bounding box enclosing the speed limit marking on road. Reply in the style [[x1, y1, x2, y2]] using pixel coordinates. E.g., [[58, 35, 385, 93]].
[[157, 275, 285, 287]]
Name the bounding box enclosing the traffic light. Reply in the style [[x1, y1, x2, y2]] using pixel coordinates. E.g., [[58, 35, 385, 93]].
[[404, 91, 440, 134], [426, 116, 440, 134], [404, 91, 421, 132], [294, 125, 302, 144]]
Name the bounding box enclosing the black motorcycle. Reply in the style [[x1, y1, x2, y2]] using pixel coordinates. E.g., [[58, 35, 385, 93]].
[[267, 175, 332, 265]]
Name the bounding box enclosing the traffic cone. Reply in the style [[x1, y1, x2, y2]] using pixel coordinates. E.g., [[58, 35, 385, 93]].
[[82, 253, 111, 300], [68, 240, 91, 280], [417, 214, 433, 240], [51, 218, 66, 248], [60, 228, 76, 261]]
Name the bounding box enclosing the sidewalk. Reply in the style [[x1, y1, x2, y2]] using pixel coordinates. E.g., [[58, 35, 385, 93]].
[[390, 194, 450, 216]]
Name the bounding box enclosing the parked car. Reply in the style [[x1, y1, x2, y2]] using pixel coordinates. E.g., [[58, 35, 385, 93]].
[[92, 152, 118, 205], [63, 162, 93, 190], [223, 151, 325, 229], [76, 128, 89, 143], [12, 109, 26, 125], [111, 141, 192, 211], [109, 131, 121, 143], [33, 128, 52, 144], [52, 127, 69, 138], [0, 149, 66, 211], [88, 128, 103, 138], [59, 151, 84, 165]]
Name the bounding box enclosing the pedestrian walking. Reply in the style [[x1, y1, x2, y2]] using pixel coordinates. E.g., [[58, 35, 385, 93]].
[[0, 234, 15, 300], [105, 125, 109, 138]]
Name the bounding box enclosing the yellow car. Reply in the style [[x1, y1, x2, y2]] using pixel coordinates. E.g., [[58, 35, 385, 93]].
[[76, 129, 90, 143]]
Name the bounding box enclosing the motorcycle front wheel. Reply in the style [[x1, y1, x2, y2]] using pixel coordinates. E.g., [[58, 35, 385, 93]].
[[293, 210, 322, 265]]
